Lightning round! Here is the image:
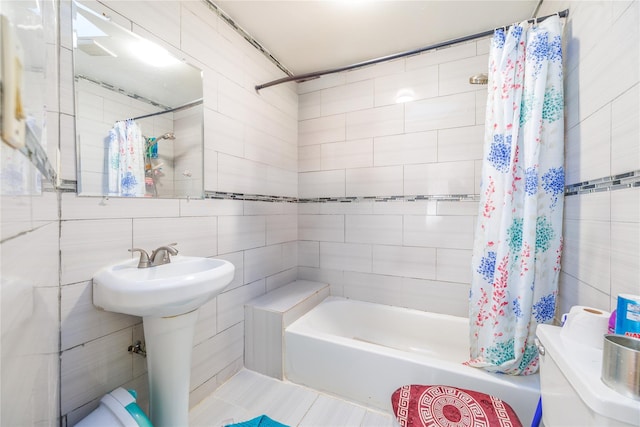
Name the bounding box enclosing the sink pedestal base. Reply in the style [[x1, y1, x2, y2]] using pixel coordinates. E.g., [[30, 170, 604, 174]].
[[143, 310, 198, 427]]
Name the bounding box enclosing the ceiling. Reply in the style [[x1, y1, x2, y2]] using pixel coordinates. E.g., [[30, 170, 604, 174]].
[[214, 1, 541, 76]]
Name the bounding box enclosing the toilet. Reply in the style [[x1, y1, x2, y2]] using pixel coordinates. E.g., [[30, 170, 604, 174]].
[[74, 388, 152, 427], [536, 324, 640, 426]]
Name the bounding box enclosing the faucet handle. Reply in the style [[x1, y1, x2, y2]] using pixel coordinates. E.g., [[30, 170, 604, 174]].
[[150, 243, 179, 265], [129, 248, 151, 268]]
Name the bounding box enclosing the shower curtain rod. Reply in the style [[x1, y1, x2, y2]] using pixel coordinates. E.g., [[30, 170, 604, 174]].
[[255, 8, 568, 92], [128, 98, 203, 121]]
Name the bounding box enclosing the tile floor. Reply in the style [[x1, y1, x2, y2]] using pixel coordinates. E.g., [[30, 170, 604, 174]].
[[189, 369, 397, 427]]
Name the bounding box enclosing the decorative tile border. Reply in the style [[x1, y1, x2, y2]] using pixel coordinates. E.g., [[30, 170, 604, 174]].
[[296, 194, 480, 204], [205, 191, 297, 203], [47, 170, 640, 200], [564, 170, 640, 196]]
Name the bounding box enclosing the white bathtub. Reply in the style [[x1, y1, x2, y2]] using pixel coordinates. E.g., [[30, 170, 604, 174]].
[[284, 296, 540, 424]]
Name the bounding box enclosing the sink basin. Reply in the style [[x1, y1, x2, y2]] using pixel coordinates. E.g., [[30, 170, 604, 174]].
[[93, 256, 235, 317], [93, 255, 235, 426]]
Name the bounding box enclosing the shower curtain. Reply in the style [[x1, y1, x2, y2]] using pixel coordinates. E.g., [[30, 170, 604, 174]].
[[467, 15, 564, 375], [108, 119, 146, 197]]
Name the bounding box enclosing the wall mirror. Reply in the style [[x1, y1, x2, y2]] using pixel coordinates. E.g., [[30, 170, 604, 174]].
[[72, 1, 204, 198]]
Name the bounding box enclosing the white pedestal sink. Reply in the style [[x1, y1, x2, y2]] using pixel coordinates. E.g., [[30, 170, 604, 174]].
[[93, 256, 235, 427]]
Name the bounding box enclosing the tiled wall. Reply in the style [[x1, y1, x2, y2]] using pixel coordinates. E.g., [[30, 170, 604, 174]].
[[296, 39, 489, 316], [2, 0, 298, 425], [1, 1, 638, 426], [538, 0, 640, 314], [58, 1, 299, 424], [1, 1, 60, 425]]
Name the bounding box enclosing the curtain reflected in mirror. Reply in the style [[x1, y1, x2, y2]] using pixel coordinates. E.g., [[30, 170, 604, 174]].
[[73, 1, 204, 198]]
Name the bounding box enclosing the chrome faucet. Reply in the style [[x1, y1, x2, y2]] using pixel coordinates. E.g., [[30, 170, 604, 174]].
[[129, 248, 151, 268], [150, 243, 179, 266], [129, 243, 178, 268]]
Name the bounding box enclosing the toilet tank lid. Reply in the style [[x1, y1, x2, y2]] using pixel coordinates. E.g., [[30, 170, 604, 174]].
[[536, 325, 640, 426]]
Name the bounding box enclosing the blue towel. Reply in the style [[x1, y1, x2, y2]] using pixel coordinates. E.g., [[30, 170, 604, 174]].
[[224, 415, 289, 427]]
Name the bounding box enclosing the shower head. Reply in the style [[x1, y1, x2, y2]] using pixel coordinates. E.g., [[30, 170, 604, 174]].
[[158, 132, 175, 140], [469, 73, 488, 85]]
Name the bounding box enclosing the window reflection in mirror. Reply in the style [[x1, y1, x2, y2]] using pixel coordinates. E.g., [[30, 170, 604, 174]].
[[73, 1, 204, 198]]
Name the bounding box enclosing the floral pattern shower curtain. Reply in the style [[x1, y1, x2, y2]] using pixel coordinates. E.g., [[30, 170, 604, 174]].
[[467, 15, 564, 375], [108, 119, 146, 197]]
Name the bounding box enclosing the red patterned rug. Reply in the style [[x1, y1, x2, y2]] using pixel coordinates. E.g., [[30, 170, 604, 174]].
[[391, 385, 522, 427]]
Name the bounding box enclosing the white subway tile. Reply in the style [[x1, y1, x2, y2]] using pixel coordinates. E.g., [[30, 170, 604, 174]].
[[406, 42, 477, 69], [372, 245, 436, 280], [611, 187, 640, 223], [217, 280, 266, 331], [566, 105, 611, 183], [404, 215, 474, 249], [298, 115, 346, 146], [567, 6, 639, 127], [436, 201, 479, 216], [61, 329, 134, 414], [611, 222, 640, 299], [374, 131, 437, 166], [346, 166, 403, 197], [401, 278, 470, 317], [266, 268, 298, 292], [244, 245, 285, 284], [342, 271, 404, 307], [179, 198, 243, 217], [266, 166, 298, 198], [217, 216, 265, 254], [438, 125, 484, 162], [347, 59, 405, 84], [321, 80, 373, 116], [321, 201, 373, 215], [60, 219, 133, 285], [405, 161, 475, 195], [299, 145, 321, 172], [298, 241, 320, 268], [475, 90, 487, 125], [406, 92, 476, 132], [191, 323, 243, 390], [346, 215, 402, 245], [61, 281, 139, 351], [562, 219, 611, 294], [558, 272, 611, 315], [245, 127, 296, 172], [346, 104, 404, 140], [297, 73, 347, 94], [218, 154, 268, 195], [62, 193, 180, 220], [436, 249, 472, 283], [1, 221, 58, 288], [439, 55, 489, 96], [320, 242, 372, 273], [299, 170, 345, 198], [374, 66, 438, 106], [564, 192, 610, 222], [205, 109, 244, 158], [299, 91, 321, 120], [267, 214, 298, 245], [611, 84, 640, 174], [298, 214, 345, 242], [321, 139, 373, 170], [194, 298, 217, 346], [133, 217, 217, 257]]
